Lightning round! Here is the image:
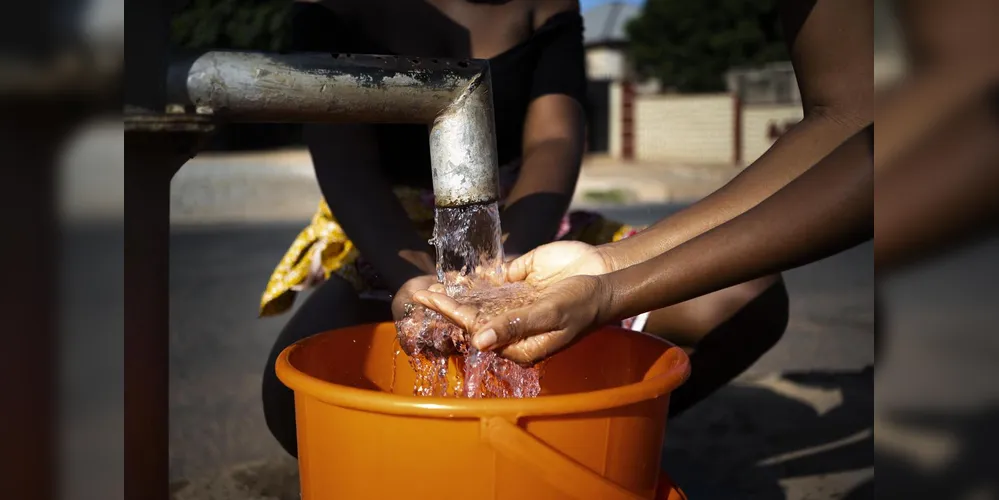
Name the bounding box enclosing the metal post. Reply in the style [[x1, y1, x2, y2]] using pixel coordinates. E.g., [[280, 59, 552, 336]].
[[125, 6, 214, 498], [124, 114, 214, 500]]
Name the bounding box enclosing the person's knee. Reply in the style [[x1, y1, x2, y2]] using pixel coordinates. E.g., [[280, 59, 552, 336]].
[[744, 277, 790, 352], [693, 276, 789, 356], [645, 274, 786, 346]]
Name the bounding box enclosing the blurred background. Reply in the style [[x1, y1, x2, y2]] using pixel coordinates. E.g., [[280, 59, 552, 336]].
[[31, 0, 998, 498], [166, 1, 877, 499]]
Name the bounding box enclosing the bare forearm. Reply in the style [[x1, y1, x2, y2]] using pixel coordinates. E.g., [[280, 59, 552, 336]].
[[328, 195, 434, 289], [306, 125, 434, 290], [502, 140, 581, 255], [875, 66, 999, 174], [876, 92, 999, 271], [597, 0, 873, 270], [602, 112, 868, 270], [597, 125, 873, 323]]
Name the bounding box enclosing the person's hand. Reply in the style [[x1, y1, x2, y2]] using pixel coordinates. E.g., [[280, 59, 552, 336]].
[[503, 241, 614, 287], [392, 274, 439, 321], [412, 274, 611, 364]]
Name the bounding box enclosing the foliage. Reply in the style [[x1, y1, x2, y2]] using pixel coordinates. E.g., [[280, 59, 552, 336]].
[[582, 188, 633, 205], [172, 0, 292, 51], [626, 0, 788, 93]]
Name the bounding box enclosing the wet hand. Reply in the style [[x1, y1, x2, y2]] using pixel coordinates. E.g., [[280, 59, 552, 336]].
[[504, 241, 613, 287], [412, 275, 610, 364], [392, 275, 439, 321]]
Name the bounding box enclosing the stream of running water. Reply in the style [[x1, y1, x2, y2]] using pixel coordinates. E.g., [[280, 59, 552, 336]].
[[394, 201, 544, 398]]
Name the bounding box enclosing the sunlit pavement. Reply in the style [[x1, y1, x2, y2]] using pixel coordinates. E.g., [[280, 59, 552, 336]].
[[167, 151, 875, 499], [169, 149, 741, 225]]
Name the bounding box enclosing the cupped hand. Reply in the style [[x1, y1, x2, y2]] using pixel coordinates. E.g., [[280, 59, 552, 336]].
[[504, 240, 614, 287], [391, 275, 440, 321], [412, 274, 610, 364]]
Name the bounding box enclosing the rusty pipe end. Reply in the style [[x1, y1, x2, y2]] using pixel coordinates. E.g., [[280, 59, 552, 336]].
[[429, 68, 501, 208]]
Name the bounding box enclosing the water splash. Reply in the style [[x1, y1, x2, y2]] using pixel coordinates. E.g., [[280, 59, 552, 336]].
[[395, 201, 545, 398], [430, 202, 505, 290], [409, 355, 450, 397]]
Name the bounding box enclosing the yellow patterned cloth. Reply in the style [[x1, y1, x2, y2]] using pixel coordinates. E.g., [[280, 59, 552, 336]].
[[259, 187, 640, 317]]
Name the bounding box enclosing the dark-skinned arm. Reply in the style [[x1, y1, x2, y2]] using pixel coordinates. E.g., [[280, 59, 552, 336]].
[[598, 125, 873, 323], [306, 124, 435, 292], [600, 0, 873, 270], [502, 96, 585, 254], [501, 0, 586, 255], [412, 125, 873, 363], [875, 87, 999, 272], [874, 0, 999, 271]]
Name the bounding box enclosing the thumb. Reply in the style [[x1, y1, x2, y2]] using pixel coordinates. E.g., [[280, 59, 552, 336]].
[[470, 301, 560, 351], [504, 250, 536, 283], [411, 290, 481, 331], [410, 291, 544, 351]]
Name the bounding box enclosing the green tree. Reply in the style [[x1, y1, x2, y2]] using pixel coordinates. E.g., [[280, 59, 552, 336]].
[[172, 0, 291, 51], [626, 0, 788, 93]]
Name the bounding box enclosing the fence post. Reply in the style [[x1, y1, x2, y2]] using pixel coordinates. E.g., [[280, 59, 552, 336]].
[[622, 81, 635, 161], [732, 92, 743, 166]]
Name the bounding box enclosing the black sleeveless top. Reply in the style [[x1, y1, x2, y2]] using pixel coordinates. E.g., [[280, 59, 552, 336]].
[[289, 1, 588, 190]]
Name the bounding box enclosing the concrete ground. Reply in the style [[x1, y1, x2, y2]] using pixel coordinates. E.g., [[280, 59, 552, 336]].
[[168, 149, 742, 225], [168, 150, 875, 499]]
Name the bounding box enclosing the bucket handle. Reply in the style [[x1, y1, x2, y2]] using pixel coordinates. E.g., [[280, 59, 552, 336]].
[[481, 417, 650, 500]]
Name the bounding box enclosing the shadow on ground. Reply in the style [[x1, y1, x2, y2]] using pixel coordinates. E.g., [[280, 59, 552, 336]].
[[663, 367, 874, 499], [171, 456, 300, 500]]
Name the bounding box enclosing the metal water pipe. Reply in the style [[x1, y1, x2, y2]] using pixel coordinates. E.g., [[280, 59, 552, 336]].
[[167, 51, 501, 209]]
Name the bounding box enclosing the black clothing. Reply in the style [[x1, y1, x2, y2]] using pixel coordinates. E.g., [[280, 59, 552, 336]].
[[289, 2, 587, 187]]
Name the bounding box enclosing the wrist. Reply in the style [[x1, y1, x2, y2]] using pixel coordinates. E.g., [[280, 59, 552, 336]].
[[595, 242, 628, 273], [592, 274, 619, 326]]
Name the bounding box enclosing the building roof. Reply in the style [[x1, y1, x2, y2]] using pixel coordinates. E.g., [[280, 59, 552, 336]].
[[582, 2, 641, 47]]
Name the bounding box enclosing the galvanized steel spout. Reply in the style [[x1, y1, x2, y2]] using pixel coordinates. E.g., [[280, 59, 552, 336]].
[[167, 51, 501, 207]]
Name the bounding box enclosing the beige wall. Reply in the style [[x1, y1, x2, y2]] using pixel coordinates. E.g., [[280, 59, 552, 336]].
[[633, 93, 735, 163], [604, 91, 806, 165], [741, 104, 803, 164], [608, 81, 623, 158], [874, 51, 906, 89], [586, 47, 628, 81]]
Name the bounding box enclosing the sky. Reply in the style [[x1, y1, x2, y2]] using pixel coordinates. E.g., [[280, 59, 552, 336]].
[[579, 0, 643, 13]]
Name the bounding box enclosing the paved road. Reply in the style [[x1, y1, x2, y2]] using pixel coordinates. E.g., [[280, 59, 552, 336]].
[[169, 150, 742, 226], [169, 203, 875, 499]]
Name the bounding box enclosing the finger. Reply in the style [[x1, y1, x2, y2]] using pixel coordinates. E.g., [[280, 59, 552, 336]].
[[504, 250, 536, 283], [411, 290, 481, 331], [427, 283, 446, 294], [473, 262, 501, 279], [500, 329, 575, 365], [471, 301, 561, 351]]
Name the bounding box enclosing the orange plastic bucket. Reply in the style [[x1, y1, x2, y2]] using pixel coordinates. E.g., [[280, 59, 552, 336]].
[[276, 322, 690, 500]]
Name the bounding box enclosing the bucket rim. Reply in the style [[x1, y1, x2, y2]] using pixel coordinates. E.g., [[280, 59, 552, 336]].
[[275, 323, 691, 419]]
